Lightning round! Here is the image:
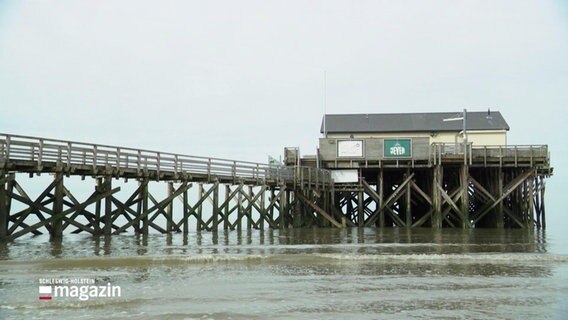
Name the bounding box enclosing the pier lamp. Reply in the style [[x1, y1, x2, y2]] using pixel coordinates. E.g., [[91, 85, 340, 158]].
[[443, 109, 468, 163]]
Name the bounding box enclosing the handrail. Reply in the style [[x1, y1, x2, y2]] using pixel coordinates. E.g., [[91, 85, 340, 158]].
[[430, 143, 550, 166], [0, 133, 333, 187]]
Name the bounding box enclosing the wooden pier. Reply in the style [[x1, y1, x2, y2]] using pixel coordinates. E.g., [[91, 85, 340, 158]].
[[0, 133, 552, 240], [0, 134, 334, 240], [329, 149, 551, 230]]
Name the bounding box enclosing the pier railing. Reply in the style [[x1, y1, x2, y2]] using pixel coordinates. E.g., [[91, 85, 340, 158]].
[[0, 133, 332, 187], [431, 143, 550, 167]]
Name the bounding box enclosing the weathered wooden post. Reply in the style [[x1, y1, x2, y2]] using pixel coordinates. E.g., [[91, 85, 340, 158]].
[[279, 184, 287, 229], [528, 172, 535, 227], [269, 188, 275, 227], [183, 186, 189, 234], [103, 175, 112, 235], [378, 169, 384, 228], [166, 182, 174, 232], [0, 171, 8, 238], [294, 190, 303, 227], [496, 169, 504, 228], [197, 183, 203, 232], [405, 169, 412, 227], [358, 188, 364, 227], [52, 172, 64, 237], [432, 165, 443, 228], [259, 186, 266, 231], [237, 184, 243, 231], [541, 180, 546, 229], [460, 164, 470, 229], [224, 185, 231, 230], [247, 185, 253, 230], [212, 182, 219, 231], [141, 180, 149, 234]]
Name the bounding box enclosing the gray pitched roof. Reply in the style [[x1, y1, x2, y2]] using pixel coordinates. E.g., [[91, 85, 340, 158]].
[[321, 111, 510, 133]]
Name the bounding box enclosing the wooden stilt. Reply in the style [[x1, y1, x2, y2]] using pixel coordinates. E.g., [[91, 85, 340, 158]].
[[166, 182, 174, 232], [51, 172, 64, 237], [95, 177, 103, 234], [496, 169, 504, 228], [269, 189, 275, 228], [432, 166, 442, 228], [212, 182, 219, 231], [197, 183, 203, 232], [259, 186, 265, 231], [103, 176, 112, 235], [279, 185, 287, 229], [378, 169, 384, 227], [294, 191, 303, 227], [405, 169, 412, 227], [183, 187, 189, 234], [237, 184, 243, 231], [224, 185, 230, 230], [460, 165, 469, 229], [0, 171, 8, 238], [535, 176, 541, 228], [358, 189, 364, 227], [247, 185, 253, 230], [540, 180, 546, 230], [141, 180, 149, 234], [528, 172, 535, 228]]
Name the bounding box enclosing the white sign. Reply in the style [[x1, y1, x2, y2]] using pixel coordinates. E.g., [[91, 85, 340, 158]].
[[337, 140, 363, 157], [331, 170, 359, 183]]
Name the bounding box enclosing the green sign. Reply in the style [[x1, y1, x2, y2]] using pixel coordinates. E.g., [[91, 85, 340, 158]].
[[384, 139, 412, 158]]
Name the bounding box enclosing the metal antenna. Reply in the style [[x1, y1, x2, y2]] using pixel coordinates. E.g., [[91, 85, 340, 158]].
[[323, 70, 327, 138]]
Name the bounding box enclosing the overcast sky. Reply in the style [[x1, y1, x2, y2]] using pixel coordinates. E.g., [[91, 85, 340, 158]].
[[1, 1, 567, 228]]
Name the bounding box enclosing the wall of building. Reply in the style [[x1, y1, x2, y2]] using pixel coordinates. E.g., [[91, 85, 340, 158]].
[[325, 130, 507, 146], [319, 137, 431, 163]]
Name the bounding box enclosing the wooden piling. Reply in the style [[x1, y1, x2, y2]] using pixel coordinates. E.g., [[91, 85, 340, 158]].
[[141, 180, 149, 234], [103, 176, 112, 235], [460, 165, 469, 229], [405, 169, 412, 227], [432, 165, 442, 228], [0, 171, 8, 238], [166, 182, 174, 232], [247, 185, 253, 230], [358, 190, 364, 227], [51, 172, 64, 237], [197, 183, 203, 232], [279, 185, 287, 229], [212, 182, 219, 231], [259, 186, 265, 231], [183, 187, 189, 234], [496, 169, 504, 228], [378, 169, 384, 228]]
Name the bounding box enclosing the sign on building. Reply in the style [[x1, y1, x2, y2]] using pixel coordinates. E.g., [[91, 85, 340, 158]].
[[331, 169, 359, 183], [337, 140, 364, 158], [384, 139, 412, 158]]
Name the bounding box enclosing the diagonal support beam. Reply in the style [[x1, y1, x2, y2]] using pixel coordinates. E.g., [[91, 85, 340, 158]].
[[365, 173, 415, 227], [296, 191, 342, 228], [9, 187, 120, 240], [410, 181, 432, 206], [115, 182, 190, 234], [473, 170, 534, 225], [437, 184, 470, 228], [174, 182, 217, 230]]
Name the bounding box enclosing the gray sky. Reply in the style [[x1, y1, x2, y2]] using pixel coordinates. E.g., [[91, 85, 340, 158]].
[[1, 1, 567, 228]]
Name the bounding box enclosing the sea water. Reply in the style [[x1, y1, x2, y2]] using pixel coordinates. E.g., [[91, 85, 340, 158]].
[[1, 228, 567, 320]]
